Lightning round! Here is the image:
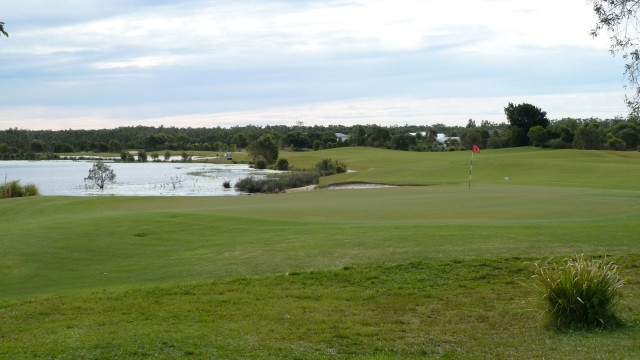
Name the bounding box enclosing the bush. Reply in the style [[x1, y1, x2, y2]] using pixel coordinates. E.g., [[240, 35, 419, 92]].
[[234, 177, 282, 193], [315, 158, 347, 176], [0, 180, 40, 199], [548, 138, 570, 149], [534, 255, 624, 329], [222, 180, 231, 189], [275, 158, 289, 171], [234, 172, 319, 194], [138, 151, 147, 162], [254, 155, 267, 169], [22, 183, 40, 197], [278, 171, 319, 189]]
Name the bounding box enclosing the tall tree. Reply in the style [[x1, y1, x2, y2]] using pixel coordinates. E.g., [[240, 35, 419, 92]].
[[590, 1, 640, 112], [247, 133, 279, 164], [504, 103, 549, 146]]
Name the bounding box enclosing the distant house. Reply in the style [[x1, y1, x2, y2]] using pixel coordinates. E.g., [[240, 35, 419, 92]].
[[335, 133, 350, 142], [436, 133, 460, 145], [409, 131, 427, 137], [224, 152, 233, 160]]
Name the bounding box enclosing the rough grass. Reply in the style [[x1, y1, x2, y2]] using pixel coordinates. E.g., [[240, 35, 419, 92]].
[[1, 256, 638, 359]]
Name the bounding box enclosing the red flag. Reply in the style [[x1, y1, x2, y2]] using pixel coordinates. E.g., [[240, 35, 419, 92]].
[[472, 145, 480, 153]]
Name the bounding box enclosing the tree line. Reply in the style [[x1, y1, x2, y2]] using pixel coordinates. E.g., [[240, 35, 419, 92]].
[[0, 103, 639, 161]]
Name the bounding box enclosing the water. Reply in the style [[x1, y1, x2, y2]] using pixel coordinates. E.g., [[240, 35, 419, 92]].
[[0, 160, 277, 196]]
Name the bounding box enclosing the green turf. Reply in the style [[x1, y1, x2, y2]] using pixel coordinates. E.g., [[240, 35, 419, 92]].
[[284, 147, 640, 190], [1, 147, 639, 358]]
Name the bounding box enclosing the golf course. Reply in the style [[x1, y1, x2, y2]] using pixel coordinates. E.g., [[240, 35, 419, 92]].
[[1, 147, 639, 359]]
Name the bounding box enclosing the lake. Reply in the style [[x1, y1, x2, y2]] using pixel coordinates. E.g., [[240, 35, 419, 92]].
[[0, 160, 277, 196]]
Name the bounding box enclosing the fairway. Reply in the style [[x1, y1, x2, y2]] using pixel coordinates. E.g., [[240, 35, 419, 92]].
[[1, 147, 639, 358]]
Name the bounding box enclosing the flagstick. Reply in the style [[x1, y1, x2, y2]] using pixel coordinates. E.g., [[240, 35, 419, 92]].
[[468, 150, 474, 190]]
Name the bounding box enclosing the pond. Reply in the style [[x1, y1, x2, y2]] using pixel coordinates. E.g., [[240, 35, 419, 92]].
[[0, 160, 277, 196]]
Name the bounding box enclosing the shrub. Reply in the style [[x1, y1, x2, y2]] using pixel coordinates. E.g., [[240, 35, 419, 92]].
[[234, 172, 319, 194], [222, 180, 231, 189], [234, 177, 282, 193], [137, 151, 147, 162], [548, 138, 570, 149], [275, 158, 289, 171], [22, 183, 40, 197], [278, 171, 319, 189], [254, 155, 267, 170], [315, 158, 347, 176], [534, 254, 624, 329], [0, 180, 40, 199]]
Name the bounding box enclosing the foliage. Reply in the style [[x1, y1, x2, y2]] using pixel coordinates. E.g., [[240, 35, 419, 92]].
[[390, 133, 416, 151], [84, 162, 116, 190], [234, 177, 282, 193], [137, 151, 147, 162], [0, 120, 637, 160], [22, 183, 40, 197], [0, 180, 40, 198], [277, 171, 319, 189], [528, 125, 549, 147], [0, 21, 7, 37], [504, 103, 550, 146], [247, 133, 279, 164], [590, 0, 640, 112], [534, 255, 624, 329], [608, 136, 626, 150], [254, 155, 267, 169], [235, 172, 319, 193], [574, 122, 605, 150], [314, 158, 347, 176], [274, 157, 289, 171]]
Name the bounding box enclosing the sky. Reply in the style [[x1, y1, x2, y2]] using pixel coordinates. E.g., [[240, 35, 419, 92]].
[[0, 0, 631, 130]]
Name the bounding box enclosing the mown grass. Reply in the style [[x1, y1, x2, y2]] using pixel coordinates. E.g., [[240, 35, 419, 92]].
[[2, 185, 639, 299], [1, 147, 639, 358], [283, 147, 640, 190]]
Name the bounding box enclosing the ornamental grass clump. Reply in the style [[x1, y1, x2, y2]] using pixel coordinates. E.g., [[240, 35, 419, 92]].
[[534, 255, 624, 329], [0, 180, 40, 199]]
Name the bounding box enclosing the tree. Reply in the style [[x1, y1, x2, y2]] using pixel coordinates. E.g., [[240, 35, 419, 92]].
[[247, 134, 279, 164], [85, 162, 116, 190], [590, 1, 640, 112], [574, 122, 604, 150], [0, 22, 8, 38], [527, 125, 549, 147], [390, 134, 416, 151], [504, 103, 549, 146]]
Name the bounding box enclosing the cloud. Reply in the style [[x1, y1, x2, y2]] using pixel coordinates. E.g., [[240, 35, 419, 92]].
[[0, 92, 626, 131], [92, 55, 197, 69], [0, 0, 628, 131]]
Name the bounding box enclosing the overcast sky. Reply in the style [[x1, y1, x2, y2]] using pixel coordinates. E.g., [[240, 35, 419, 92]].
[[0, 0, 631, 130]]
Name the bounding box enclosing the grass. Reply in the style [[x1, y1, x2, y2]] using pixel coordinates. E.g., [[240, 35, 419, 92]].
[[1, 147, 640, 358], [1, 257, 638, 359], [535, 255, 624, 329], [282, 147, 640, 190]]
